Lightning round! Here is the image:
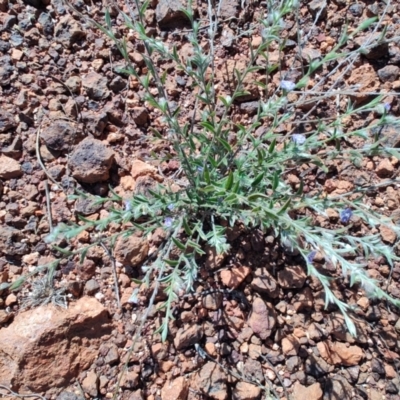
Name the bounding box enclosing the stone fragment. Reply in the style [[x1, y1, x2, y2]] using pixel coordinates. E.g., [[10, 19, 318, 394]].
[[292, 382, 323, 400], [0, 110, 16, 133], [82, 111, 108, 136], [174, 324, 203, 350], [114, 236, 149, 267], [380, 225, 397, 244], [0, 156, 22, 179], [193, 361, 228, 400], [82, 371, 98, 398], [307, 0, 327, 19], [131, 107, 149, 126], [64, 76, 81, 94], [347, 64, 380, 103], [155, 0, 190, 29], [41, 120, 81, 152], [251, 269, 279, 298], [220, 266, 251, 289], [0, 297, 110, 394], [84, 279, 100, 295], [69, 137, 114, 183], [120, 371, 139, 389], [376, 158, 394, 178], [219, 0, 240, 19], [301, 47, 322, 61], [0, 310, 12, 325], [82, 72, 110, 100], [161, 376, 189, 400], [248, 298, 277, 339], [317, 341, 364, 366], [281, 335, 300, 356], [233, 382, 261, 400], [378, 65, 400, 82], [55, 15, 85, 48], [277, 265, 306, 289], [202, 292, 223, 310]]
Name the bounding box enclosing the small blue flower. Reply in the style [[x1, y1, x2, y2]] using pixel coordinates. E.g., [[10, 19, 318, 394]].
[[292, 134, 306, 145], [384, 103, 391, 112], [167, 204, 175, 211], [197, 166, 204, 172], [307, 250, 317, 263], [280, 80, 296, 91], [124, 200, 132, 211], [340, 208, 353, 224], [164, 217, 173, 228]]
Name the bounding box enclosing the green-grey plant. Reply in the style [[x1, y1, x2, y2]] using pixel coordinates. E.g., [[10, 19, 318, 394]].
[[43, 0, 400, 342]]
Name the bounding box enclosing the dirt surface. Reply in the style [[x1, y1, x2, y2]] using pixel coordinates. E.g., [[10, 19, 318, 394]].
[[1, 0, 400, 399]]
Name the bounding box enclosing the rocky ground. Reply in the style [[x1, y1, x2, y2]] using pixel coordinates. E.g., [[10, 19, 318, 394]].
[[1, 0, 400, 399]]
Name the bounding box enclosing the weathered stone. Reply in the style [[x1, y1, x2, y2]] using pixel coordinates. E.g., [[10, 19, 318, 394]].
[[277, 265, 307, 289], [82, 72, 110, 100], [55, 15, 85, 48], [193, 361, 228, 400], [0, 155, 22, 179], [69, 137, 114, 183], [233, 381, 261, 400], [0, 297, 110, 394], [317, 341, 364, 366], [174, 324, 203, 350], [248, 298, 277, 339], [161, 376, 189, 400], [41, 120, 81, 152], [155, 0, 190, 29], [0, 110, 16, 133], [220, 266, 251, 289], [114, 236, 149, 267], [292, 382, 323, 400]]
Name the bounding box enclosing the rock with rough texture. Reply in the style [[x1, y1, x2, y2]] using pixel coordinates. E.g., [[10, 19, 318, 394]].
[[292, 382, 323, 400], [41, 120, 82, 152], [81, 370, 98, 397], [307, 0, 327, 19], [251, 269, 279, 298], [0, 110, 16, 133], [131, 159, 158, 180], [82, 72, 110, 100], [68, 137, 114, 183], [156, 0, 190, 29], [0, 297, 110, 394], [378, 65, 400, 82], [161, 376, 189, 400], [277, 265, 306, 289], [233, 381, 261, 400], [0, 225, 28, 256], [193, 361, 228, 400], [380, 224, 397, 244], [317, 341, 364, 366], [114, 235, 149, 267], [82, 111, 108, 136], [55, 15, 85, 48], [0, 155, 22, 179], [220, 266, 251, 289], [174, 324, 203, 350], [376, 158, 394, 178], [248, 298, 277, 339]]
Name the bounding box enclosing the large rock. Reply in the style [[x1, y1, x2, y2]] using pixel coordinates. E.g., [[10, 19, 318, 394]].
[[317, 341, 364, 366], [0, 297, 111, 395], [68, 137, 114, 183]]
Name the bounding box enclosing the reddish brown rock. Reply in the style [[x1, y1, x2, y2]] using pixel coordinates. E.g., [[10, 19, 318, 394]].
[[317, 341, 364, 366], [82, 370, 98, 397], [379, 224, 397, 244], [233, 381, 261, 400], [277, 265, 307, 289], [174, 324, 203, 350], [114, 235, 149, 267], [0, 155, 22, 179], [248, 297, 277, 339], [376, 158, 394, 178], [292, 382, 323, 400], [0, 296, 110, 395], [220, 266, 251, 289], [192, 361, 228, 400], [161, 376, 189, 400]]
